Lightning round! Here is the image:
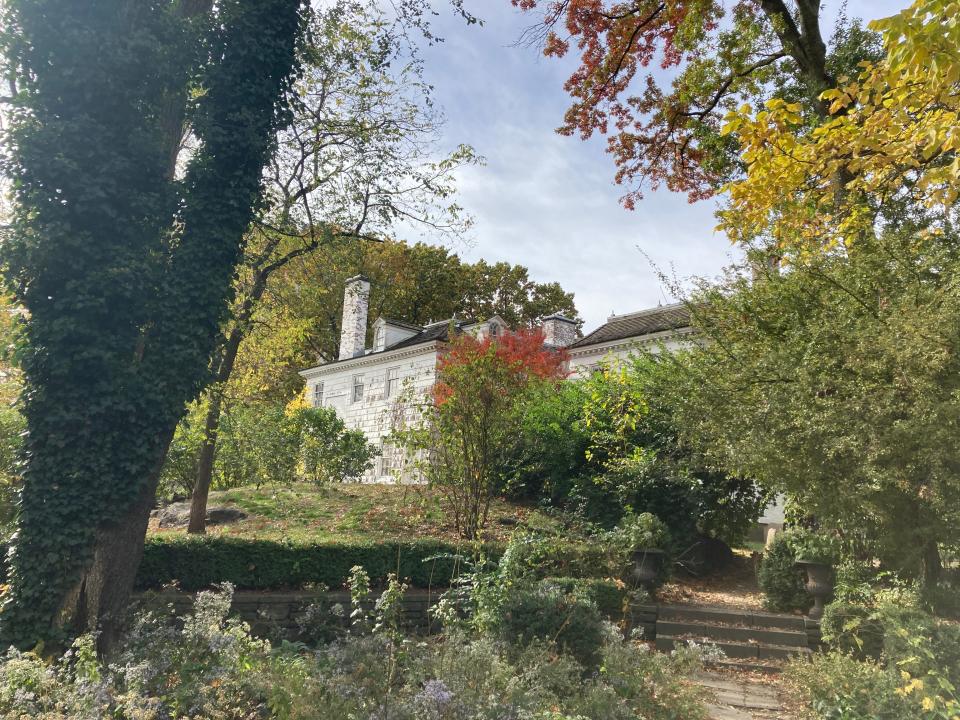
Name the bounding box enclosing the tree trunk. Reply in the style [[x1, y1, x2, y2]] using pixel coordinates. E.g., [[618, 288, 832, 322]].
[[187, 319, 249, 533], [188, 391, 224, 534], [921, 538, 942, 588], [57, 429, 174, 654]]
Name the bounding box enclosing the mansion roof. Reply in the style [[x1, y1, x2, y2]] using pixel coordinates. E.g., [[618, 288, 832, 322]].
[[380, 319, 460, 352], [570, 303, 691, 349]]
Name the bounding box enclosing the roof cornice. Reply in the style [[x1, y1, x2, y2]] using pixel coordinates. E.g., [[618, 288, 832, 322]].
[[299, 341, 440, 378], [568, 326, 696, 358]]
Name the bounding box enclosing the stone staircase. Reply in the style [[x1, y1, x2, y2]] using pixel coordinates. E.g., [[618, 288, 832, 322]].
[[654, 605, 812, 673]]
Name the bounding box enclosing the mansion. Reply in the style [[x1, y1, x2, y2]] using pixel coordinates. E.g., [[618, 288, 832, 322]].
[[299, 275, 694, 482]]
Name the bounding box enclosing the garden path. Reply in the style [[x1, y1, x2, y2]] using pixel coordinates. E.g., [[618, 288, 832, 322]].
[[697, 671, 789, 720]]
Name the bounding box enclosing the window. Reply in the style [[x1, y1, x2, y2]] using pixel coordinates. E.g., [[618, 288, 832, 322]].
[[352, 374, 364, 403], [374, 325, 385, 349], [385, 367, 399, 398], [312, 382, 324, 407], [379, 441, 395, 477], [488, 322, 500, 338]]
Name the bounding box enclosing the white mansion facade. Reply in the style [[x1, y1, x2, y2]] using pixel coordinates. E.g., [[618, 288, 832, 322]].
[[299, 276, 694, 482]]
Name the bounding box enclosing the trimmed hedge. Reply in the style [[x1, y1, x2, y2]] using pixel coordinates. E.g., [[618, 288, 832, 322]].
[[0, 537, 617, 592], [136, 536, 496, 591]]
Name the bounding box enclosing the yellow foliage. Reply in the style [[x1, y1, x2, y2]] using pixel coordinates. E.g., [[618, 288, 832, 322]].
[[719, 0, 960, 257]]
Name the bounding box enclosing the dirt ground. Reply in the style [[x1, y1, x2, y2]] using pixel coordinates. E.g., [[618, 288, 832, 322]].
[[657, 549, 784, 613]]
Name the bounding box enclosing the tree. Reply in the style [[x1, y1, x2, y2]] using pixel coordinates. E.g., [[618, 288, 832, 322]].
[[394, 329, 568, 539], [717, 0, 960, 255], [186, 0, 477, 533], [654, 0, 960, 586], [0, 0, 306, 650], [669, 224, 960, 586], [512, 0, 881, 206]]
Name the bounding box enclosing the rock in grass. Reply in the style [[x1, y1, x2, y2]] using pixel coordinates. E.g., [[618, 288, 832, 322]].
[[152, 502, 248, 529]]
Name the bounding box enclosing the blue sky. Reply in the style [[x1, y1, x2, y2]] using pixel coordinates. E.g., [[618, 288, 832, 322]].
[[409, 0, 907, 330]]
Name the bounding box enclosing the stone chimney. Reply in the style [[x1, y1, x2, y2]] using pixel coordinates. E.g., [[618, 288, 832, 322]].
[[338, 275, 370, 360], [541, 314, 578, 348]]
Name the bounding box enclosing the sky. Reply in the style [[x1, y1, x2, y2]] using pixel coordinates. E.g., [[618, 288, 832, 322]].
[[406, 0, 907, 330]]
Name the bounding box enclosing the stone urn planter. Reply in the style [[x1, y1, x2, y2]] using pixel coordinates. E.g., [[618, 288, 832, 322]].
[[629, 548, 666, 592], [796, 559, 834, 620]]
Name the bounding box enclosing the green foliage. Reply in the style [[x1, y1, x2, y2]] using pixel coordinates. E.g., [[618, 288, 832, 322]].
[[502, 380, 590, 502], [821, 593, 960, 692], [757, 532, 810, 613], [673, 227, 960, 585], [159, 402, 374, 499], [513, 354, 768, 548], [158, 401, 208, 500], [790, 529, 842, 566], [784, 652, 917, 720], [787, 593, 960, 720], [0, 0, 306, 648], [0, 405, 24, 537], [492, 579, 608, 671], [610, 512, 669, 551], [135, 536, 486, 591], [539, 577, 634, 619], [299, 406, 375, 485], [215, 403, 302, 489], [819, 601, 886, 660]]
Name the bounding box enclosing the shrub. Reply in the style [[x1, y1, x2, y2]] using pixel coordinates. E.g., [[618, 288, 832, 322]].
[[394, 329, 568, 540], [298, 406, 375, 485], [492, 579, 609, 670], [524, 355, 768, 547], [216, 402, 303, 488], [757, 532, 810, 612], [818, 593, 960, 717], [819, 601, 885, 659], [501, 380, 591, 502], [545, 577, 636, 618], [610, 512, 669, 551], [784, 652, 918, 720]]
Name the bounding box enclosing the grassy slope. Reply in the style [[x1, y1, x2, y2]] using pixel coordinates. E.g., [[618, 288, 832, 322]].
[[148, 483, 568, 543]]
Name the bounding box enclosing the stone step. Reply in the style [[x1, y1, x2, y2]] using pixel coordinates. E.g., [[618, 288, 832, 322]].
[[707, 658, 786, 675], [696, 673, 781, 711], [656, 634, 812, 661], [657, 620, 808, 648], [658, 604, 806, 631]]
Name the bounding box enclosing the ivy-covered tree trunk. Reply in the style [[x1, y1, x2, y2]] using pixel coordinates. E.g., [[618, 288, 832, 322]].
[[0, 0, 305, 652]]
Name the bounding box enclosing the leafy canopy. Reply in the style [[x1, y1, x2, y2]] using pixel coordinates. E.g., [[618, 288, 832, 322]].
[[720, 0, 960, 254], [512, 0, 881, 206]]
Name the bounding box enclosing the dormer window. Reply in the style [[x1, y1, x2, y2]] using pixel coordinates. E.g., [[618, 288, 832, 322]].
[[374, 325, 385, 351]]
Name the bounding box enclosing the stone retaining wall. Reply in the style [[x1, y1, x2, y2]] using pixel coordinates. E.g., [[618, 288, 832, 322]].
[[134, 590, 660, 640], [135, 589, 442, 638], [134, 591, 816, 648]]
